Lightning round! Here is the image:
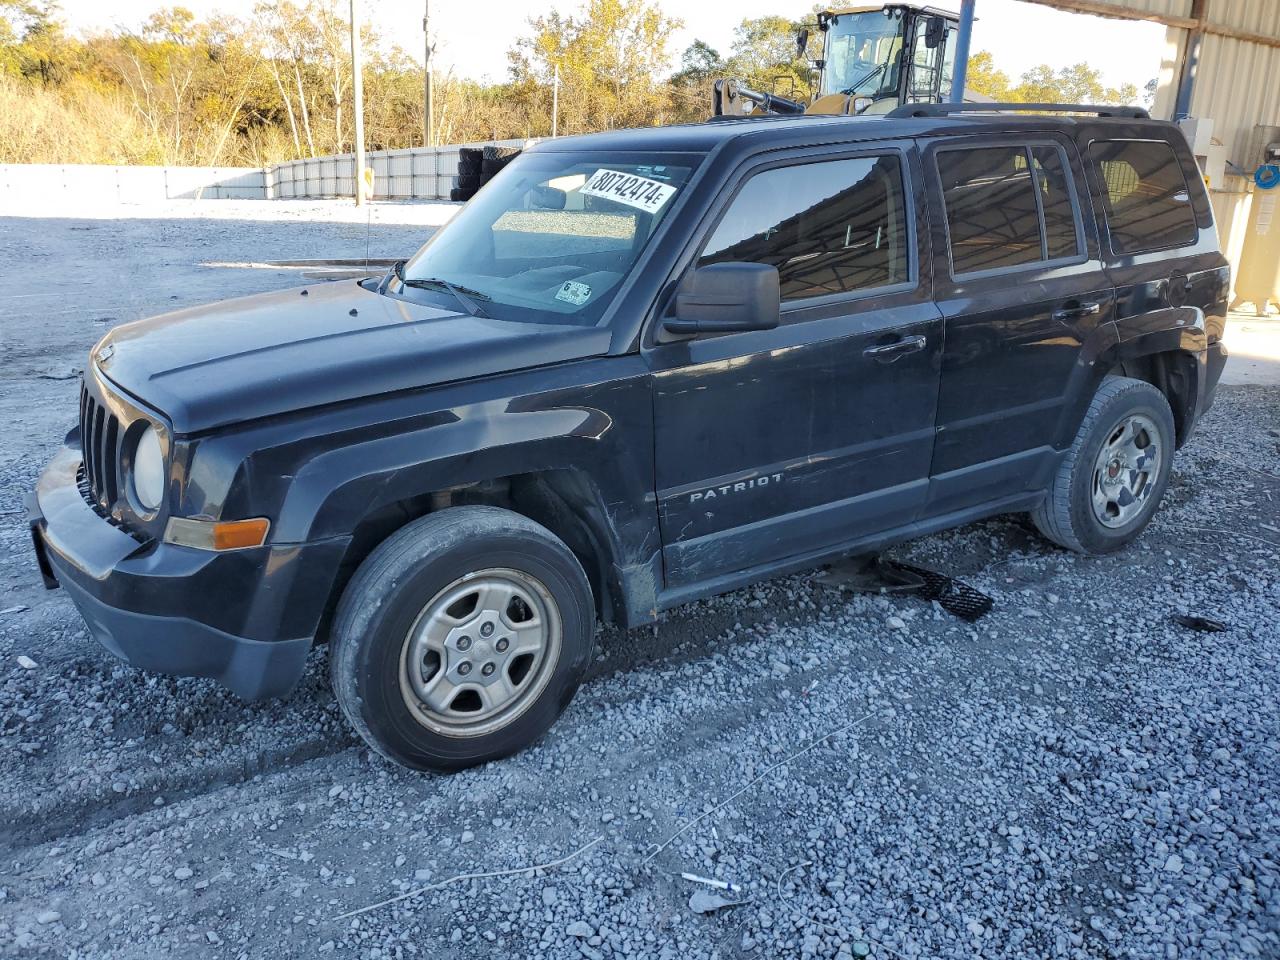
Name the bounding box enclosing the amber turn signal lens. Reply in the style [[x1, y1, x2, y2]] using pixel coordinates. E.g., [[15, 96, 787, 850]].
[[212, 518, 271, 550], [164, 516, 270, 551]]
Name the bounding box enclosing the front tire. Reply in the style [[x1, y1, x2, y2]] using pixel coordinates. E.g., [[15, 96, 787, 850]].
[[329, 507, 594, 771], [1032, 376, 1175, 555]]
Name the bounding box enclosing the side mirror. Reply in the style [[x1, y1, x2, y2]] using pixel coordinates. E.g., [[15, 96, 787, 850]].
[[925, 16, 947, 48], [796, 28, 809, 58], [663, 262, 780, 335]]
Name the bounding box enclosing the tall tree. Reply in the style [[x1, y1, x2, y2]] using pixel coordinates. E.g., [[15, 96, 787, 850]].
[[1011, 61, 1139, 105], [510, 0, 683, 135], [725, 15, 812, 99], [964, 50, 1012, 101]]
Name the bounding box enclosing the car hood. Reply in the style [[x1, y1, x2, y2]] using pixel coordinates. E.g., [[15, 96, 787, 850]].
[[92, 280, 612, 434]]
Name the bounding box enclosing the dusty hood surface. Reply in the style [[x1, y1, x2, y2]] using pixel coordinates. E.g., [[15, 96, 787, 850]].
[[92, 280, 611, 433]]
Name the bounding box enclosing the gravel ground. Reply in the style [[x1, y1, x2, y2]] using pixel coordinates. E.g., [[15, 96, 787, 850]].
[[0, 201, 1277, 960]]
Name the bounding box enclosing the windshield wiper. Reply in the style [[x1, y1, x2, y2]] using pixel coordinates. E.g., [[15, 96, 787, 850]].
[[394, 262, 490, 318], [841, 61, 887, 97]]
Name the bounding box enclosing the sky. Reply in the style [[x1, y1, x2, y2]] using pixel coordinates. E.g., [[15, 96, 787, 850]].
[[50, 0, 1170, 92]]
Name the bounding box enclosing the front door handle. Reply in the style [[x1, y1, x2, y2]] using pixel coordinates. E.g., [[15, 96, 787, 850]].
[[1052, 301, 1102, 321], [863, 334, 927, 362]]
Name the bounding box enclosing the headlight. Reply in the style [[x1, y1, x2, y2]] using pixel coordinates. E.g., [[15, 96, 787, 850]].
[[131, 425, 165, 512]]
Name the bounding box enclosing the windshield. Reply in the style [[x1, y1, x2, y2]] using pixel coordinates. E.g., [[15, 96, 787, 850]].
[[822, 10, 906, 98], [395, 151, 700, 326]]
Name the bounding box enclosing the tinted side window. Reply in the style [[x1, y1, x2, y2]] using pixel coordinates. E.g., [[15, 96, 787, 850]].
[[699, 155, 910, 302], [938, 146, 1043, 274], [1032, 146, 1081, 260], [937, 144, 1083, 275], [1090, 139, 1197, 254]]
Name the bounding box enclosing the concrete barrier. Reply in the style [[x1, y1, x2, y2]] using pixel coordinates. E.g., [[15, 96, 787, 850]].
[[0, 164, 270, 205], [269, 140, 528, 200], [0, 139, 528, 208]]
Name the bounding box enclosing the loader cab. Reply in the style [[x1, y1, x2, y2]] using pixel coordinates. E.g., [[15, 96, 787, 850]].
[[807, 4, 960, 115]]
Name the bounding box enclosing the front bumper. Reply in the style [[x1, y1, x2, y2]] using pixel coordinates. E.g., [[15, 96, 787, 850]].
[[30, 444, 349, 700]]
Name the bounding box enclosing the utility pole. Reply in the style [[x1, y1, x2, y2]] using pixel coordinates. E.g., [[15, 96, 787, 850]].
[[551, 63, 560, 138], [949, 0, 975, 104], [423, 0, 435, 146], [350, 0, 366, 205]]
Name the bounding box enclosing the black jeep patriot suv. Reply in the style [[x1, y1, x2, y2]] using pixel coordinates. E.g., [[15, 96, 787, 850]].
[[30, 104, 1229, 770]]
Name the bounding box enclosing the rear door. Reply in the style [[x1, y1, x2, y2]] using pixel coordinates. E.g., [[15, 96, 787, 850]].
[[920, 134, 1115, 517], [646, 142, 943, 588]]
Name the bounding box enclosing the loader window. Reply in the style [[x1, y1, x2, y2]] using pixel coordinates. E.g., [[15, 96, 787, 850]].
[[1090, 139, 1197, 254], [698, 154, 911, 303], [822, 11, 906, 98], [907, 24, 944, 102]]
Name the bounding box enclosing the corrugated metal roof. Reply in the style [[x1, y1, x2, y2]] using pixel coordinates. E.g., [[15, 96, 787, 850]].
[[1191, 29, 1280, 164], [1018, 0, 1192, 24], [1210, 0, 1280, 36], [1115, 0, 1192, 19], [1022, 0, 1279, 36]]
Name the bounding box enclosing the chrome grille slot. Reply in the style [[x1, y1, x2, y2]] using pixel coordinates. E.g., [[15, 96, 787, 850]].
[[90, 403, 104, 497], [79, 382, 122, 511], [102, 414, 120, 503]]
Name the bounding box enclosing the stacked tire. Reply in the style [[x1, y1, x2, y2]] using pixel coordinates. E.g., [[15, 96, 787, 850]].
[[450, 147, 483, 202], [481, 144, 521, 181], [450, 145, 521, 203]]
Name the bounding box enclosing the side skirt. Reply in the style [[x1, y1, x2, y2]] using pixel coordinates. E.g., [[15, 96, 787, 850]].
[[650, 491, 1045, 617]]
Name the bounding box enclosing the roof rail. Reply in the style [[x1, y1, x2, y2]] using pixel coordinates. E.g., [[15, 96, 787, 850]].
[[886, 102, 1151, 120]]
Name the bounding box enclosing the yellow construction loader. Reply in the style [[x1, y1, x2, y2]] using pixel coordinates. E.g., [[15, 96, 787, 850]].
[[713, 4, 979, 118]]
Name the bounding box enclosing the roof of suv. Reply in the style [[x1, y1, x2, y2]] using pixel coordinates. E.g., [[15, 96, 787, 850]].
[[530, 112, 1175, 155]]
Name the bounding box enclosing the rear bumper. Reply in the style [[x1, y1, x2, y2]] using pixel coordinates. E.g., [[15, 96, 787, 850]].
[[30, 444, 348, 700], [1203, 339, 1228, 413]]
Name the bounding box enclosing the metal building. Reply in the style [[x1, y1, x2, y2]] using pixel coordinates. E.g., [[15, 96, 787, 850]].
[[1019, 0, 1280, 310]]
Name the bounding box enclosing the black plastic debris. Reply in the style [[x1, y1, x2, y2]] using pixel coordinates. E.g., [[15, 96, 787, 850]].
[[817, 554, 994, 622], [688, 890, 746, 914], [1171, 614, 1228, 632]]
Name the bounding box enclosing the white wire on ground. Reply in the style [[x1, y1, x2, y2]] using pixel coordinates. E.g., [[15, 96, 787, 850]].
[[331, 835, 604, 921]]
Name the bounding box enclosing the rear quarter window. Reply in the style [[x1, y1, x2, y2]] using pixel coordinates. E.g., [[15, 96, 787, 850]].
[[1089, 139, 1198, 255]]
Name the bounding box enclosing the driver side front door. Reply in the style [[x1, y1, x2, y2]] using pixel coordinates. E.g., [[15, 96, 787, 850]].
[[646, 143, 942, 592]]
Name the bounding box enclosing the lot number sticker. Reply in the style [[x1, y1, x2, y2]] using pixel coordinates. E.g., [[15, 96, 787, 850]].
[[580, 169, 677, 213], [555, 280, 592, 306]]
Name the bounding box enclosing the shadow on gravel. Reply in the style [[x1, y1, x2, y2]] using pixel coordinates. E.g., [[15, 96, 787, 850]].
[[0, 651, 355, 850]]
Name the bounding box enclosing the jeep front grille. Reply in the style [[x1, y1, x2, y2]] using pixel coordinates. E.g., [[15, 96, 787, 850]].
[[80, 382, 122, 510]]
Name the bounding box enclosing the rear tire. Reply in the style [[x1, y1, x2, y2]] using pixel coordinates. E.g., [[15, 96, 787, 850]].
[[329, 507, 594, 772], [1032, 376, 1175, 554]]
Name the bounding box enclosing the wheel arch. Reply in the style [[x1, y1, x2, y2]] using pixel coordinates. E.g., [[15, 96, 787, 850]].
[[1107, 350, 1199, 447], [310, 463, 649, 646]]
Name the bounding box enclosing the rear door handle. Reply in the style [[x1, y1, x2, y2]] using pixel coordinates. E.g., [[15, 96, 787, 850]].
[[1052, 301, 1101, 321], [863, 334, 927, 362]]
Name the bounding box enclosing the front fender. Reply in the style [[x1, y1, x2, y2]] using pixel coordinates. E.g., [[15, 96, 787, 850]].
[[280, 403, 618, 540], [256, 363, 662, 625]]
